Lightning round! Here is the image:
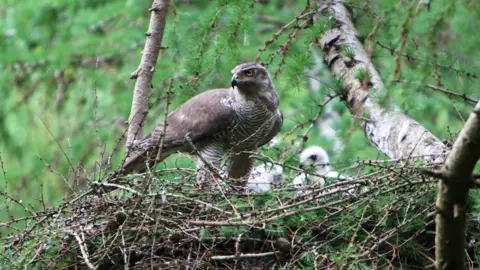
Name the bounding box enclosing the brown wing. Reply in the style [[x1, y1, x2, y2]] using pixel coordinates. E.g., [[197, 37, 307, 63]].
[[121, 89, 236, 173], [259, 109, 283, 148], [139, 88, 235, 148]]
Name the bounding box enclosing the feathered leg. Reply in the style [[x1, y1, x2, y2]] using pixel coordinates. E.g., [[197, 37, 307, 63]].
[[224, 152, 253, 190], [195, 143, 225, 190]]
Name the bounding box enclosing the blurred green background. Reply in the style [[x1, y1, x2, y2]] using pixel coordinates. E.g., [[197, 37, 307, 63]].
[[0, 0, 478, 233]]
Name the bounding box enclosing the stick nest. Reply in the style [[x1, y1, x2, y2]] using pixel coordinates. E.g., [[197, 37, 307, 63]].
[[1, 161, 449, 269]]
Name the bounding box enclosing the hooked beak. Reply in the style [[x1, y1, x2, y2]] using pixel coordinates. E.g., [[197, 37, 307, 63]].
[[231, 76, 238, 88]]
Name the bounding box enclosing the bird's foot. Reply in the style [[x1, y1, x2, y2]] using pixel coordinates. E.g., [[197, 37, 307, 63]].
[[225, 176, 248, 194], [196, 169, 225, 191]]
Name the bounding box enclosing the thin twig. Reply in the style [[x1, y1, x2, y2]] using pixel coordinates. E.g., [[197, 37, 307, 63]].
[[70, 231, 96, 270], [424, 84, 478, 106], [211, 251, 279, 260], [0, 152, 7, 189]]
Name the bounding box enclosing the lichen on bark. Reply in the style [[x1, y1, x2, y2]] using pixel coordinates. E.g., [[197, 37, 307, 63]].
[[314, 0, 448, 162]]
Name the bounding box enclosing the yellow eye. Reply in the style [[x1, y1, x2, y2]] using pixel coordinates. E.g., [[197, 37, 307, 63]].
[[245, 70, 253, 77]]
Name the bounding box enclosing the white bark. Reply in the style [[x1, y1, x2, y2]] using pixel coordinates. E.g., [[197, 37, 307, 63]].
[[315, 0, 448, 162], [126, 0, 170, 148], [435, 101, 480, 270]]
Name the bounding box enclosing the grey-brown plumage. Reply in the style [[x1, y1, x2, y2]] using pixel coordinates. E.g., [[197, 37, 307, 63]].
[[121, 62, 282, 188]]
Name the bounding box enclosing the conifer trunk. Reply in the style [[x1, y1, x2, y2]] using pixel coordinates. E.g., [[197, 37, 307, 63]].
[[434, 101, 480, 270], [126, 0, 169, 149], [314, 0, 448, 162]]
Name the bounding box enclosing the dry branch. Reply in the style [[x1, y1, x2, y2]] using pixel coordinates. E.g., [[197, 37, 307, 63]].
[[70, 231, 97, 270], [424, 84, 478, 106], [314, 0, 448, 162], [211, 251, 279, 260], [435, 101, 480, 270], [126, 0, 170, 148]]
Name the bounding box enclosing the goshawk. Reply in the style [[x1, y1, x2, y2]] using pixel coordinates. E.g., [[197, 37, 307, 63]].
[[122, 62, 283, 189]]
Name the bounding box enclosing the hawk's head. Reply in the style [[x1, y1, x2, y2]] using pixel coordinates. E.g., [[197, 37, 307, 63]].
[[230, 62, 273, 93]]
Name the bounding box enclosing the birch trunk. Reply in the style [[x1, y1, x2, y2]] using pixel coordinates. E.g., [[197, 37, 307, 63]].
[[126, 0, 170, 148], [315, 0, 448, 162], [435, 101, 480, 270]]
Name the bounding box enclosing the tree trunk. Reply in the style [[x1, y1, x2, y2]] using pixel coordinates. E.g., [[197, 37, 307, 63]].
[[126, 0, 170, 149], [314, 0, 448, 162], [434, 101, 480, 270]]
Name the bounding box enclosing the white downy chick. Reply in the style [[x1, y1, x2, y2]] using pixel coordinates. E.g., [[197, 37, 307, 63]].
[[293, 146, 332, 188], [292, 146, 355, 195], [246, 163, 284, 193]]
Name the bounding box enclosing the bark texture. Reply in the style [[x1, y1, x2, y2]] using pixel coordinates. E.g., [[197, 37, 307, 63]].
[[126, 0, 170, 148], [435, 101, 480, 270], [315, 0, 448, 162]]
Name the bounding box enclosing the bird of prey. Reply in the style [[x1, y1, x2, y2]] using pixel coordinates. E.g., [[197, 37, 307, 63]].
[[246, 163, 284, 193], [121, 62, 283, 189], [293, 146, 357, 196]]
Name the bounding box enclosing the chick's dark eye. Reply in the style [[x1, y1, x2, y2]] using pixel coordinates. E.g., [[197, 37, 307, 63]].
[[310, 154, 317, 161], [245, 70, 253, 76]]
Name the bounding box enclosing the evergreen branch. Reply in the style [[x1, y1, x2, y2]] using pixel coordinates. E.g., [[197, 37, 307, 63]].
[[280, 94, 339, 162], [256, 5, 319, 64], [390, 0, 418, 88], [376, 41, 479, 80], [272, 19, 312, 78], [190, 4, 225, 92]]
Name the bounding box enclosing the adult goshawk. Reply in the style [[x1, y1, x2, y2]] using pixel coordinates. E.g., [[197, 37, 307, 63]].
[[122, 62, 283, 189]]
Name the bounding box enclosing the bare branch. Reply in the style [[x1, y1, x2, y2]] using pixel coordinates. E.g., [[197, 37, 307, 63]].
[[54, 70, 67, 110], [419, 168, 445, 179], [424, 84, 478, 106], [0, 152, 7, 189], [126, 0, 170, 148], [70, 231, 97, 270], [211, 251, 279, 260], [314, 0, 448, 163], [91, 181, 141, 195], [435, 101, 480, 270]]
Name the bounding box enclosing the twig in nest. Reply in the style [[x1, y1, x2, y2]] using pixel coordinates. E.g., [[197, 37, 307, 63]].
[[91, 181, 141, 195], [211, 251, 279, 260], [419, 168, 445, 179], [70, 231, 96, 270]]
